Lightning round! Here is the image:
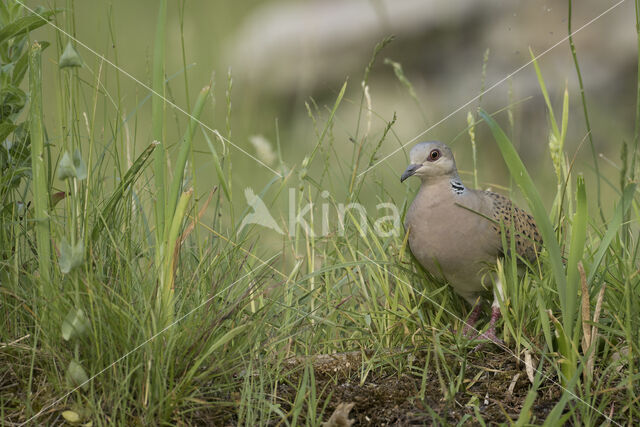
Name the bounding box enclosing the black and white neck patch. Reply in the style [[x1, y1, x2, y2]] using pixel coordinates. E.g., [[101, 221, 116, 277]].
[[450, 179, 465, 195]]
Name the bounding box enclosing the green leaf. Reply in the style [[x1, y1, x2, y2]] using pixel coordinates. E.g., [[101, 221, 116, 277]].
[[57, 149, 87, 180], [0, 121, 16, 141], [61, 410, 81, 424], [66, 359, 89, 391], [58, 238, 84, 273], [1, 86, 27, 116], [0, 10, 56, 45], [0, 2, 10, 26], [59, 41, 82, 68], [61, 308, 90, 341]]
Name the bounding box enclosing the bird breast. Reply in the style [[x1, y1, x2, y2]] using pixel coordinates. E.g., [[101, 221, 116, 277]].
[[405, 184, 499, 288]]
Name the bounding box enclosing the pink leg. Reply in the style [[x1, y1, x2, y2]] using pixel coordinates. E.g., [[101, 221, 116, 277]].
[[462, 302, 483, 337], [474, 305, 504, 347]]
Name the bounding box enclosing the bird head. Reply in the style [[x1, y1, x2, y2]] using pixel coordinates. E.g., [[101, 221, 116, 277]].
[[400, 141, 458, 182]]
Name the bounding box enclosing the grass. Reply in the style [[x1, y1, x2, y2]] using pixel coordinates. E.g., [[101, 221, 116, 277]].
[[1, 1, 640, 425]]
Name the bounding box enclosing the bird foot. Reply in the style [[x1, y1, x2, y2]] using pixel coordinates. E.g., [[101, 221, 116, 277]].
[[461, 302, 483, 338], [462, 322, 477, 338], [472, 328, 504, 351]]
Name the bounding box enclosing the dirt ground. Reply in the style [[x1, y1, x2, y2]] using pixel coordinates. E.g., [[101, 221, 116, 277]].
[[275, 350, 563, 425], [3, 346, 617, 425]]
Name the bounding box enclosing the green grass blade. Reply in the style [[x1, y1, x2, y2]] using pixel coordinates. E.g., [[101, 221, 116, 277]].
[[565, 175, 587, 336], [587, 183, 636, 285], [202, 130, 231, 202], [151, 0, 167, 241], [542, 365, 582, 425], [28, 42, 51, 286], [165, 84, 210, 233], [159, 188, 193, 326], [514, 364, 543, 426], [479, 110, 567, 314], [308, 80, 347, 167], [560, 83, 569, 148], [535, 287, 554, 352], [183, 323, 249, 381], [90, 141, 157, 242], [530, 48, 561, 139]]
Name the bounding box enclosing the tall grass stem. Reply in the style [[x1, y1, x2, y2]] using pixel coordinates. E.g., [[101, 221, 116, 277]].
[[152, 0, 167, 241], [28, 42, 52, 295], [568, 0, 604, 223]]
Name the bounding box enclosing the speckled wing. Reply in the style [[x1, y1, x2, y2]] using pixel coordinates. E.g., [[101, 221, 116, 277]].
[[484, 191, 542, 263]]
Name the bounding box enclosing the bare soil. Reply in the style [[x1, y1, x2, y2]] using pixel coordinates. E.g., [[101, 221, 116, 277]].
[[276, 349, 563, 425]]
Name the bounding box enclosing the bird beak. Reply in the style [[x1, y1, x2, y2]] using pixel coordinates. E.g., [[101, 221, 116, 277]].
[[400, 164, 421, 182]]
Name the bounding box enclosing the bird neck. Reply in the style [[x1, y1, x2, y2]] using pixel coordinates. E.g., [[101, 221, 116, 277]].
[[420, 173, 466, 196], [449, 175, 466, 195]]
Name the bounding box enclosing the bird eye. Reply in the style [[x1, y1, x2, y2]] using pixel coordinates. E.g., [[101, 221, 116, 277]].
[[428, 149, 441, 161]]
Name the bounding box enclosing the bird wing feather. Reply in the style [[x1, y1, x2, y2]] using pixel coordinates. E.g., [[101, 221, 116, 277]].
[[484, 191, 542, 263]]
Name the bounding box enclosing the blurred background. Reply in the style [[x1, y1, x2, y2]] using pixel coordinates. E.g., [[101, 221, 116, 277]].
[[28, 0, 638, 229]]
